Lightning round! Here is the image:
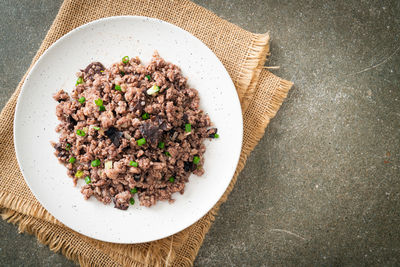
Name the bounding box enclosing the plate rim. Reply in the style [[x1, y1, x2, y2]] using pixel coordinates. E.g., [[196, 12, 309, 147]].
[[13, 15, 243, 243]]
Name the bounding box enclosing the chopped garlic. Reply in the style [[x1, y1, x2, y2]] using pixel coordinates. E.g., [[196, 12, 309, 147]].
[[75, 170, 84, 178], [105, 161, 113, 170], [123, 131, 132, 140], [121, 83, 127, 92], [146, 84, 160, 95]]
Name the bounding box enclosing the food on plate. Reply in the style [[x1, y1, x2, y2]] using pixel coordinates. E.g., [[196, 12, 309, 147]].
[[52, 52, 218, 210]]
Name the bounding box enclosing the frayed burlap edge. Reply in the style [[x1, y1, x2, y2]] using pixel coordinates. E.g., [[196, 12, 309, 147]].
[[236, 33, 270, 111], [0, 192, 59, 225]]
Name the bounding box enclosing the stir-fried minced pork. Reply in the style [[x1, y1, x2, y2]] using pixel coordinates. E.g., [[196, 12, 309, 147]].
[[52, 52, 218, 209]]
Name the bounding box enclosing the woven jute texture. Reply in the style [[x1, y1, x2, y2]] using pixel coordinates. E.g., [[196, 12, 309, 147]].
[[0, 0, 293, 266]]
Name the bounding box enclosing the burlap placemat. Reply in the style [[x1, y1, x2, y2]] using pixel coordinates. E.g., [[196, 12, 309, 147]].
[[0, 0, 293, 266]]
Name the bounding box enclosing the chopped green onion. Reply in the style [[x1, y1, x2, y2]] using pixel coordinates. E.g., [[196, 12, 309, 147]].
[[165, 151, 171, 157], [130, 187, 138, 194], [100, 70, 104, 73], [76, 77, 83, 85], [69, 157, 76, 164], [75, 170, 84, 178], [99, 105, 105, 111], [193, 156, 200, 165], [93, 126, 100, 130], [84, 176, 91, 184], [185, 123, 191, 133], [146, 84, 160, 95], [115, 85, 121, 91], [141, 113, 150, 120], [158, 142, 165, 149], [120, 71, 125, 76], [65, 143, 71, 151], [214, 133, 219, 138], [105, 161, 113, 170], [76, 129, 86, 137], [145, 75, 151, 81], [129, 198, 135, 205], [122, 56, 129, 64], [137, 138, 146, 146], [94, 98, 103, 106], [169, 177, 175, 183], [129, 161, 138, 167], [91, 159, 101, 167], [78, 97, 86, 104]]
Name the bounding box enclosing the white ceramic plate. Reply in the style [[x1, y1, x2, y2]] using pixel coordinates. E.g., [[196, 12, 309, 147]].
[[14, 16, 242, 243]]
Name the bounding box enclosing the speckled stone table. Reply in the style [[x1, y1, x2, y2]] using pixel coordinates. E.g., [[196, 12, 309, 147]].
[[1, 1, 399, 266]]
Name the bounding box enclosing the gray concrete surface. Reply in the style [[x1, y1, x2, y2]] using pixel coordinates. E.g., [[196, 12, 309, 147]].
[[1, 0, 399, 266]]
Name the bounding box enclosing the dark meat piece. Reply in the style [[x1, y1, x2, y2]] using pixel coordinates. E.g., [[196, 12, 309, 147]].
[[53, 143, 69, 159], [182, 113, 189, 123], [54, 143, 63, 152], [134, 175, 141, 182], [113, 191, 131, 210], [137, 187, 145, 193], [157, 117, 169, 131], [83, 62, 105, 75], [82, 62, 105, 81], [139, 122, 163, 145], [67, 116, 77, 130], [67, 115, 77, 125], [132, 98, 145, 112], [184, 161, 196, 172], [105, 126, 122, 147], [113, 198, 129, 210], [207, 128, 218, 138]]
